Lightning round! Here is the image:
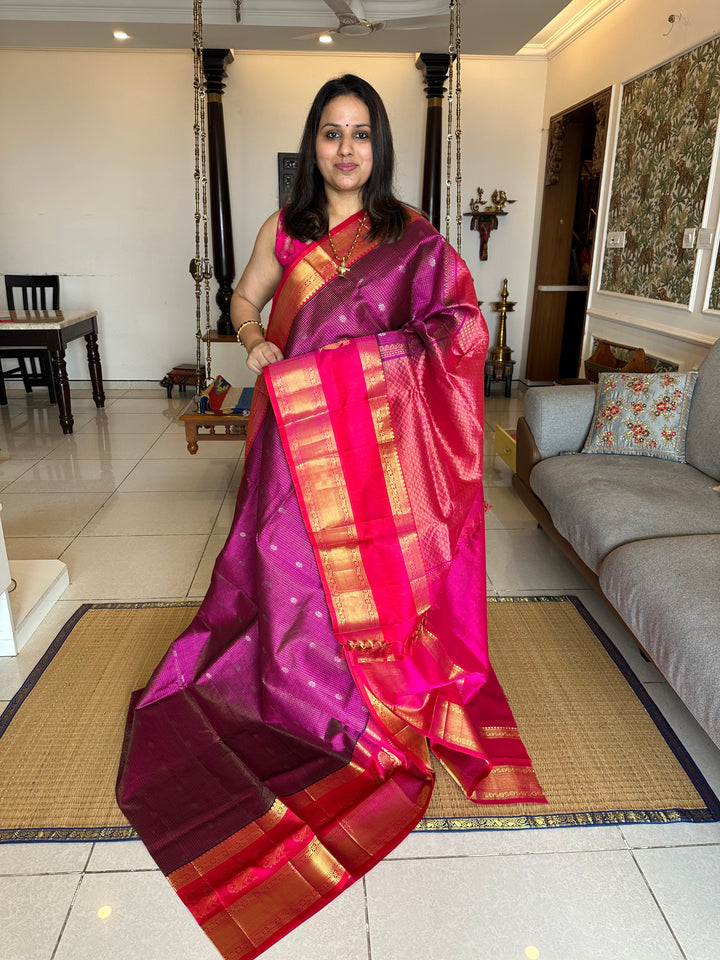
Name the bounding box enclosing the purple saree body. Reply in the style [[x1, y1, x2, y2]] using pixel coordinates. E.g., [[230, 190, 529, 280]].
[[116, 210, 543, 960]]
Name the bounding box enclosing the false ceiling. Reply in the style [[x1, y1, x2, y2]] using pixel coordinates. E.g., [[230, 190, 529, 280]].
[[0, 0, 588, 56]]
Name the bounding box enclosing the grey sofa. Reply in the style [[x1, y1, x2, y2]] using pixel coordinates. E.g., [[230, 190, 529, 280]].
[[512, 338, 720, 748]]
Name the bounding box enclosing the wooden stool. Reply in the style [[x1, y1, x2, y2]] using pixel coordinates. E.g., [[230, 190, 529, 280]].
[[484, 358, 515, 397], [160, 363, 205, 398]]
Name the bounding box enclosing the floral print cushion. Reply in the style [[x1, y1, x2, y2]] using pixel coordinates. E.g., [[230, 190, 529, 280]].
[[582, 371, 698, 461]]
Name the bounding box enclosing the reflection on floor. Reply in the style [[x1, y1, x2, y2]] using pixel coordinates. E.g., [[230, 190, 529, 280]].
[[1, 384, 719, 960]]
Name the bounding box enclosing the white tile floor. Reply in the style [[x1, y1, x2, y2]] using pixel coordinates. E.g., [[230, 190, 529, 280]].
[[1, 383, 719, 960]]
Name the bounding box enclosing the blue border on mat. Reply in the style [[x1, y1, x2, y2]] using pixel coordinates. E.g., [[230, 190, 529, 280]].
[[417, 594, 720, 832], [0, 601, 199, 844], [1, 596, 718, 842]]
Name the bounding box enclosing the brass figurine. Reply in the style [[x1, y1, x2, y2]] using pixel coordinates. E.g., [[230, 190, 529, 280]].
[[468, 188, 488, 214], [468, 187, 516, 215], [488, 189, 516, 214]]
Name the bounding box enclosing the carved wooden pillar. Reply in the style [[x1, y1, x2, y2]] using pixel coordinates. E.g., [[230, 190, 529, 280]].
[[545, 115, 567, 187], [416, 53, 451, 231], [202, 49, 236, 336], [592, 90, 611, 176]]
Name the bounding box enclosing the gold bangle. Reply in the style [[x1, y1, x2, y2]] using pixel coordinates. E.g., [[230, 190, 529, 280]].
[[235, 319, 265, 342]]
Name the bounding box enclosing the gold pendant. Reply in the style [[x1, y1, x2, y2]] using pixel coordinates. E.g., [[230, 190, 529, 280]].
[[338, 260, 349, 277]]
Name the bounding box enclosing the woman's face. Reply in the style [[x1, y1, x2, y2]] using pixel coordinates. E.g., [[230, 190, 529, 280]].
[[315, 95, 373, 203]]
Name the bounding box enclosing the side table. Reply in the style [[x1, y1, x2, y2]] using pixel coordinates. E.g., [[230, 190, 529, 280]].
[[484, 359, 515, 397], [0, 309, 104, 433]]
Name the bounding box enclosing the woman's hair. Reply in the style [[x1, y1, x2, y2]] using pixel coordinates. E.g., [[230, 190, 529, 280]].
[[283, 74, 410, 244]]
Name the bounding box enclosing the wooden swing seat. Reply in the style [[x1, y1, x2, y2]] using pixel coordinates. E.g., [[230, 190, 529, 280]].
[[176, 333, 251, 454], [179, 400, 249, 454]]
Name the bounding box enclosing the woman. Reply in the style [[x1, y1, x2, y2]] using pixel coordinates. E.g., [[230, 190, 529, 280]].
[[117, 75, 543, 960]]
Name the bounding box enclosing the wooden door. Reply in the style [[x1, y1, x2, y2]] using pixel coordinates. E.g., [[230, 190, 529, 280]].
[[525, 121, 584, 381]]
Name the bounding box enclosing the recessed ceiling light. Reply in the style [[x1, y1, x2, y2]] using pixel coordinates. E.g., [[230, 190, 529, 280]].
[[113, 30, 130, 40], [318, 33, 333, 44]]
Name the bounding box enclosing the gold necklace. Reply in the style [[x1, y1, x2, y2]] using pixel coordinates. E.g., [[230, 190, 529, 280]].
[[327, 213, 367, 276]]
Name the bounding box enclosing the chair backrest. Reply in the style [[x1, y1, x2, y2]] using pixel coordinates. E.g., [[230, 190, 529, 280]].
[[5, 274, 60, 311]]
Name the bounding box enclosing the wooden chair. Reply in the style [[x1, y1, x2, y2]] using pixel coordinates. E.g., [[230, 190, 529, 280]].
[[2, 274, 58, 405]]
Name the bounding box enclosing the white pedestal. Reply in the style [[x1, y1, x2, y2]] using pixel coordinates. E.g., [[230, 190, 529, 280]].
[[0, 560, 70, 656], [0, 505, 69, 657]]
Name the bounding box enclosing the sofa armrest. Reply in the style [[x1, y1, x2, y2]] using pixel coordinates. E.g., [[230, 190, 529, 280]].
[[524, 385, 597, 459], [515, 416, 541, 486]]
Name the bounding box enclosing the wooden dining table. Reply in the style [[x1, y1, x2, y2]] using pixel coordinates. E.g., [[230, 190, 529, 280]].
[[0, 309, 105, 433]]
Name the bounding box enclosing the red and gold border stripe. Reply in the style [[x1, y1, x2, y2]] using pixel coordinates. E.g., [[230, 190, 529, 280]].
[[266, 337, 429, 651], [246, 212, 376, 461], [168, 719, 432, 960]]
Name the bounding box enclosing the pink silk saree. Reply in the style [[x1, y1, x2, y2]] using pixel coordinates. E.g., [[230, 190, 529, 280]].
[[117, 209, 544, 960]]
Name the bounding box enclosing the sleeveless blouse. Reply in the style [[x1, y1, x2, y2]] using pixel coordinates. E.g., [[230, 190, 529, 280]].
[[275, 210, 312, 270]]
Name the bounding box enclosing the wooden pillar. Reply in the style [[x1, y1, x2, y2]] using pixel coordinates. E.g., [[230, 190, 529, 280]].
[[416, 53, 451, 231], [202, 49, 236, 336]]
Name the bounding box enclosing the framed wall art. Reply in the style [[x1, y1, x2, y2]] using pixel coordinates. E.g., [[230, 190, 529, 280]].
[[278, 153, 298, 206]]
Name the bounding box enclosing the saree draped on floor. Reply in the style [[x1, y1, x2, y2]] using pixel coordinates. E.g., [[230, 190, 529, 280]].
[[117, 210, 545, 960]]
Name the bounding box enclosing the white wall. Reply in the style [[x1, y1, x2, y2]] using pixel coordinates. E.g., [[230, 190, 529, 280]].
[[0, 50, 197, 383], [537, 0, 720, 373], [0, 47, 546, 387], [451, 55, 547, 374], [544, 0, 720, 118]]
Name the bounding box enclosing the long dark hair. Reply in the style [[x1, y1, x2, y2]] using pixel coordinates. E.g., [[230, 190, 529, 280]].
[[283, 74, 409, 244]]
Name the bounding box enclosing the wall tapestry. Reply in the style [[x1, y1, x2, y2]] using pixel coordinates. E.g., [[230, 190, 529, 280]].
[[710, 245, 720, 311], [600, 35, 720, 304]]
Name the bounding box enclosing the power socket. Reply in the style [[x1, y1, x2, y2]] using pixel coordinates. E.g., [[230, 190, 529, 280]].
[[606, 231, 626, 249], [697, 228, 714, 249]]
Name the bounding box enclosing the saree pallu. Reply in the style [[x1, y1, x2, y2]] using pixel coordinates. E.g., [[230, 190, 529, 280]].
[[117, 210, 544, 960]]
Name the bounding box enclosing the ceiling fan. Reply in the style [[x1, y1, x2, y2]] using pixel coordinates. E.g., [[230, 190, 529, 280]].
[[295, 0, 448, 41]]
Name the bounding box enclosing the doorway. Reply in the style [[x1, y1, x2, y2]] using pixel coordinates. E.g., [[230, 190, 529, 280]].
[[525, 89, 611, 381]]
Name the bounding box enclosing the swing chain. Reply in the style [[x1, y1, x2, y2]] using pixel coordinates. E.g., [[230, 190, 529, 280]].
[[445, 0, 462, 252], [455, 0, 462, 252], [192, 0, 213, 394], [445, 0, 455, 244]]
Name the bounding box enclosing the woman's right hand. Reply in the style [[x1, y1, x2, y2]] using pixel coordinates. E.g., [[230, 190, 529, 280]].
[[230, 211, 284, 374], [246, 339, 284, 374]]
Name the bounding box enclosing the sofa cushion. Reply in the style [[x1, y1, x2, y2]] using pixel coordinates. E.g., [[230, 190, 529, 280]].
[[599, 534, 720, 749], [686, 338, 720, 481], [582, 371, 697, 461], [529, 454, 720, 572]]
